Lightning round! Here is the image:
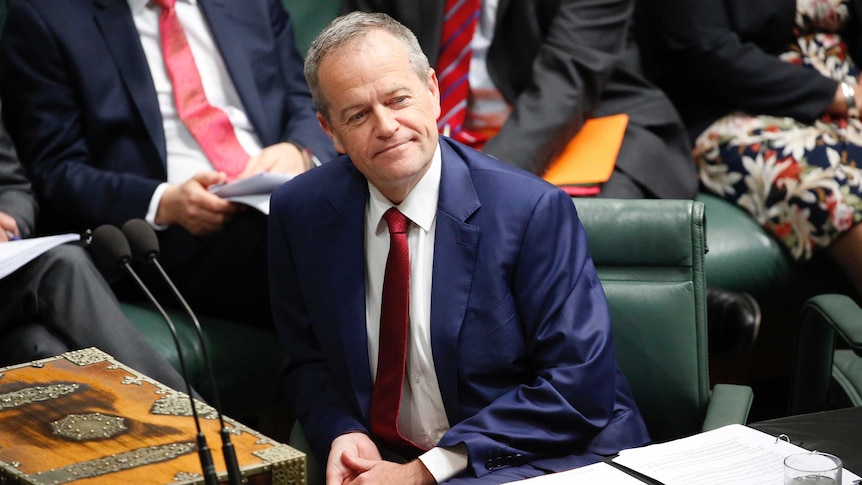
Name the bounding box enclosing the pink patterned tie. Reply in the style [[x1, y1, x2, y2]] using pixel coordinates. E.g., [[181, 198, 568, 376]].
[[369, 208, 424, 454], [437, 0, 481, 145], [154, 0, 249, 181]]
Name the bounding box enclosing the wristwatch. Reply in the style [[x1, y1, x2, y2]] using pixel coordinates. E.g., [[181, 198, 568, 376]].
[[842, 82, 859, 118]]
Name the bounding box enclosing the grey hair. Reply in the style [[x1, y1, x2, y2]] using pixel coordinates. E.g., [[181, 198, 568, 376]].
[[304, 11, 431, 121]]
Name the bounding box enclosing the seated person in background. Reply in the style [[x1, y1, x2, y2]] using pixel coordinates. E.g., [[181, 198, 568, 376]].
[[0, 0, 337, 326], [269, 12, 649, 484], [345, 0, 697, 199], [637, 0, 862, 299], [0, 102, 188, 392]]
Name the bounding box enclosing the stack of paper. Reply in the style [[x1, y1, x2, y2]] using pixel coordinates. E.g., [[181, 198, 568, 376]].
[[209, 172, 294, 215], [0, 233, 81, 280], [506, 425, 860, 484]]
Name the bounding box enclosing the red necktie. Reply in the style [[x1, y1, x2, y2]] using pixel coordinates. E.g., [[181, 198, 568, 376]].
[[369, 208, 423, 453], [437, 0, 483, 146], [154, 0, 249, 181]]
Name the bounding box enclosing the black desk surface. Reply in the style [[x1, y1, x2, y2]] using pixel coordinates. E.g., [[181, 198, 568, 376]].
[[750, 406, 862, 474]]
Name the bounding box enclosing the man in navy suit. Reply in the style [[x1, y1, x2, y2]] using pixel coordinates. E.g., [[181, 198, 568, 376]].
[[0, 0, 336, 324], [269, 12, 649, 484]]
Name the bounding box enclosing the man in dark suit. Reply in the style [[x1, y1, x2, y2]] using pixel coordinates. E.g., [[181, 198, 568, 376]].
[[346, 0, 697, 199], [0, 101, 187, 391], [0, 0, 337, 325], [269, 12, 649, 484]]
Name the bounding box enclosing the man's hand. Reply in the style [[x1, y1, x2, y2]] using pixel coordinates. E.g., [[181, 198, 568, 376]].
[[238, 142, 311, 179], [155, 171, 242, 236], [341, 454, 435, 485], [326, 433, 382, 485], [0, 211, 20, 242]]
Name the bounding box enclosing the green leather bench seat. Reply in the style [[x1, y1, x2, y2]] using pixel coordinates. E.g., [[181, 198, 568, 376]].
[[121, 301, 282, 419], [698, 193, 792, 299]]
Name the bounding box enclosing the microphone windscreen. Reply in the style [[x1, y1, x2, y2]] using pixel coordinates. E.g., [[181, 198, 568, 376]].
[[122, 218, 160, 262], [90, 224, 132, 268]]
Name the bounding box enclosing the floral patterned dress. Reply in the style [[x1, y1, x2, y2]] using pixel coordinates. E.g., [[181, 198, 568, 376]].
[[695, 0, 862, 260]]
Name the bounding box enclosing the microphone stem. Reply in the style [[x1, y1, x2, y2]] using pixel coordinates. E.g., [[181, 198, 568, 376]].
[[124, 262, 219, 485], [152, 258, 242, 485], [124, 262, 202, 432]]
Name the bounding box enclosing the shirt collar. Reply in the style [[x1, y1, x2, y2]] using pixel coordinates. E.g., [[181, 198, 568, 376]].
[[128, 0, 197, 16], [368, 143, 442, 234]]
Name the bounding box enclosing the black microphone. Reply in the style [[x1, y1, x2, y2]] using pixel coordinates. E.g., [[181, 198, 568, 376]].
[[121, 219, 242, 485], [90, 225, 219, 485]]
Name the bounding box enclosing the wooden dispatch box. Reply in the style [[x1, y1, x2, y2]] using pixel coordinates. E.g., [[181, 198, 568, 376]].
[[0, 348, 304, 485]]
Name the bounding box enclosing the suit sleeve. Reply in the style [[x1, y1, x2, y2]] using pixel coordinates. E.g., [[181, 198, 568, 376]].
[[437, 188, 639, 477], [482, 0, 634, 175], [646, 0, 837, 120], [269, 0, 338, 163], [0, 1, 160, 228], [0, 117, 38, 238]]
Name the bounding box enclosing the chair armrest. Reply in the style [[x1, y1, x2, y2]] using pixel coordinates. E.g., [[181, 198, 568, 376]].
[[791, 294, 862, 414], [803, 294, 862, 353], [702, 383, 753, 432]]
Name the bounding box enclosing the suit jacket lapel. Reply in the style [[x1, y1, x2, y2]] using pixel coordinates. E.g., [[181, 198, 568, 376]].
[[198, 0, 270, 141], [430, 140, 481, 421], [320, 166, 376, 418], [93, 0, 166, 163]]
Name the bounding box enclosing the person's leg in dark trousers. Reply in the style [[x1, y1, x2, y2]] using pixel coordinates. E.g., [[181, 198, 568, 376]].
[[0, 244, 189, 391]]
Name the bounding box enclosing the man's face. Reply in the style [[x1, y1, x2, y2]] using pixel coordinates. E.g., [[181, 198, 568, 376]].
[[316, 30, 440, 203]]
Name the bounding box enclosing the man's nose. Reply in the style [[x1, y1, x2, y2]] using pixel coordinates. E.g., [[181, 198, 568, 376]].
[[374, 108, 399, 136]]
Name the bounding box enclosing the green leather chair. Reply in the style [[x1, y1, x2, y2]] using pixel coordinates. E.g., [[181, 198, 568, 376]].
[[699, 193, 854, 400], [575, 198, 753, 442], [790, 294, 862, 415]]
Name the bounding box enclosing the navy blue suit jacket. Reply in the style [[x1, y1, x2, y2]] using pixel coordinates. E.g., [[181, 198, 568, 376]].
[[0, 0, 335, 232], [268, 138, 649, 478]]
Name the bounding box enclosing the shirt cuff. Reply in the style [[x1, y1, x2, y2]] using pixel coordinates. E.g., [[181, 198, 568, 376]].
[[418, 444, 469, 484], [145, 182, 170, 231]]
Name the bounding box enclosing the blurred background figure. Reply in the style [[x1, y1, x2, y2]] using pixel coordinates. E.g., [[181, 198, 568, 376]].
[[0, 0, 336, 326], [346, 0, 697, 199], [0, 100, 188, 392], [638, 0, 862, 299]]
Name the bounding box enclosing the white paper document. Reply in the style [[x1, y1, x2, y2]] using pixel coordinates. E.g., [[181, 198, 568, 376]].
[[502, 461, 646, 484], [209, 172, 294, 215], [0, 233, 81, 280], [612, 424, 861, 485]]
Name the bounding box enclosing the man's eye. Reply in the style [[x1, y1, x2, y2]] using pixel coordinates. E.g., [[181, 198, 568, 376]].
[[351, 112, 366, 121]]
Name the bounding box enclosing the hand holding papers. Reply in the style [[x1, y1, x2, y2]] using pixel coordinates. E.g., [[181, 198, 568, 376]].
[[209, 172, 294, 215], [0, 233, 80, 280]]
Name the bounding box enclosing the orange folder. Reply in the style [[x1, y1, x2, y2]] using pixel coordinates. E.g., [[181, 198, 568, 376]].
[[543, 114, 629, 187]]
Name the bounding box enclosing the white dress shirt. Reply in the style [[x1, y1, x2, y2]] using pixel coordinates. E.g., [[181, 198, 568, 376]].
[[127, 0, 263, 225], [364, 145, 468, 482]]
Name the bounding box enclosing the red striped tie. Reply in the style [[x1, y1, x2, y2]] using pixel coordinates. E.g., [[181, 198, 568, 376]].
[[369, 208, 424, 454], [154, 0, 249, 181], [437, 0, 480, 143]]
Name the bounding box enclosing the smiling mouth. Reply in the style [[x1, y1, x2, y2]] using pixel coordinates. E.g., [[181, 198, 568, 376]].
[[376, 140, 410, 155]]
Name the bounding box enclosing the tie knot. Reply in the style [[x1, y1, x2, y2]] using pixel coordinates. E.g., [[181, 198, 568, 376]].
[[384, 208, 409, 234], [153, 0, 175, 10]]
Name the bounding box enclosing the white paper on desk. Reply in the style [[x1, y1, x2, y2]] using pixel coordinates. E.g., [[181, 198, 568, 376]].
[[209, 172, 294, 215], [0, 233, 80, 280], [613, 424, 861, 485], [501, 461, 646, 484]]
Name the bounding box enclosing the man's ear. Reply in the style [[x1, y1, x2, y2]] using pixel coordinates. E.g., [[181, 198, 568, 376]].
[[428, 68, 441, 120], [317, 111, 346, 154]]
